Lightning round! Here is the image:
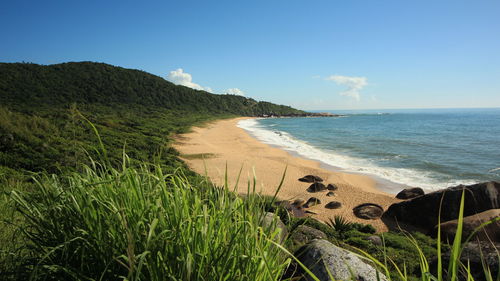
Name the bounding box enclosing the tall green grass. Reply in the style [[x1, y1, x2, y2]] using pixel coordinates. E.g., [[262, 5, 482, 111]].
[[8, 157, 290, 280]]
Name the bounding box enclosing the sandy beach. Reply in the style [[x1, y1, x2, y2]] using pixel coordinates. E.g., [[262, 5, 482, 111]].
[[174, 117, 400, 231]]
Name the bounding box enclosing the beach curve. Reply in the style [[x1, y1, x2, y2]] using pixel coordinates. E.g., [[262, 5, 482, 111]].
[[173, 117, 400, 232]]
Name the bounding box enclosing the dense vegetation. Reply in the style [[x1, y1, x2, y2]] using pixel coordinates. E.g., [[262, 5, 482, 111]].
[[0, 62, 305, 116], [4, 159, 290, 280], [0, 62, 305, 174]]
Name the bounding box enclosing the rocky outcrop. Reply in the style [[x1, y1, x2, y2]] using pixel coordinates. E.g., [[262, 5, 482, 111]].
[[396, 187, 425, 199], [383, 182, 500, 232], [353, 203, 384, 219], [290, 239, 388, 281], [299, 175, 323, 183], [438, 209, 500, 243], [289, 225, 327, 245], [326, 191, 335, 197], [261, 212, 288, 243]]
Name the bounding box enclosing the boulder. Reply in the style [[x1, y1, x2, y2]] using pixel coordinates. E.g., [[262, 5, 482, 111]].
[[326, 191, 335, 197], [261, 212, 288, 243], [289, 225, 327, 245], [327, 184, 338, 191], [325, 201, 342, 209], [430, 242, 499, 281], [299, 175, 323, 183], [438, 209, 500, 243], [383, 182, 500, 232], [365, 235, 383, 246], [353, 203, 384, 219], [396, 187, 425, 199], [304, 197, 321, 208], [307, 182, 327, 193], [291, 239, 388, 281]]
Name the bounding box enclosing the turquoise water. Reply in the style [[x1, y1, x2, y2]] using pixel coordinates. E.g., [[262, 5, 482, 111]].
[[238, 108, 500, 191]]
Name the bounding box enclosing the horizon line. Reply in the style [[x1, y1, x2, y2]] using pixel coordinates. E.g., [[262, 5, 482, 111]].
[[303, 106, 500, 111]]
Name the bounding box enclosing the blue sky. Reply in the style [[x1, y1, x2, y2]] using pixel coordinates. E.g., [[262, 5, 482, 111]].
[[1, 0, 499, 110]]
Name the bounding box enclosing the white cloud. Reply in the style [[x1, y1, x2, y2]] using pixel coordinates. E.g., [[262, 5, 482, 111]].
[[225, 88, 245, 96], [166, 68, 213, 93], [325, 75, 367, 101]]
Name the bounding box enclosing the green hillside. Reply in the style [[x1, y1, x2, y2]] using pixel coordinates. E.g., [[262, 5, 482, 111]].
[[0, 62, 305, 174], [0, 62, 305, 116]]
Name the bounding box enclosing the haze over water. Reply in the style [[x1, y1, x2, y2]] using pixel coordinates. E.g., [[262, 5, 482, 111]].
[[239, 108, 500, 192]]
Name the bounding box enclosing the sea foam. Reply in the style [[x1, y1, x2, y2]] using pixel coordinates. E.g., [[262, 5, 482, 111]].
[[237, 118, 475, 192]]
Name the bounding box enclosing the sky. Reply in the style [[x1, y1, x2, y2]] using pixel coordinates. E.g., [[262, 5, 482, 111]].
[[1, 0, 499, 110]]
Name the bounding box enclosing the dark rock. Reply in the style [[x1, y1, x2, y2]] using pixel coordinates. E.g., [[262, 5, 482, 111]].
[[299, 175, 323, 183], [353, 203, 384, 219], [326, 183, 339, 191], [325, 201, 342, 209], [383, 181, 500, 232], [279, 201, 307, 217], [261, 212, 288, 243], [327, 183, 338, 191], [430, 242, 499, 281], [289, 225, 327, 245], [304, 197, 321, 208], [365, 235, 383, 246], [307, 182, 327, 193], [396, 187, 425, 199], [289, 239, 388, 281], [292, 198, 306, 208], [326, 191, 335, 197], [438, 209, 500, 243]]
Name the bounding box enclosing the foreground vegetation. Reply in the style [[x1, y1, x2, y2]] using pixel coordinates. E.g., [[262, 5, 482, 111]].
[[4, 158, 290, 280], [2, 156, 497, 280]]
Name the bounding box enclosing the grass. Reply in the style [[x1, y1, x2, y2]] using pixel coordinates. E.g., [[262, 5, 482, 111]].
[[4, 156, 291, 280], [2, 157, 499, 280]]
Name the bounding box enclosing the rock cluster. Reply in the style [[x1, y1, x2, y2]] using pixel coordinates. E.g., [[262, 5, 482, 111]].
[[291, 174, 385, 222], [383, 181, 500, 237]]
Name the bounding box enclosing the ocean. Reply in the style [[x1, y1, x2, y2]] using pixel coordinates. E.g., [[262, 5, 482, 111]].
[[238, 108, 500, 193]]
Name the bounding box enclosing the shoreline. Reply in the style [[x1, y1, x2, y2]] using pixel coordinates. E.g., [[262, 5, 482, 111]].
[[240, 123, 410, 195], [174, 117, 400, 231]]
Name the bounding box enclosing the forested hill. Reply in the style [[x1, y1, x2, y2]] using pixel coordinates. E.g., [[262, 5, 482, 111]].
[[0, 62, 307, 175], [0, 62, 305, 116]]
